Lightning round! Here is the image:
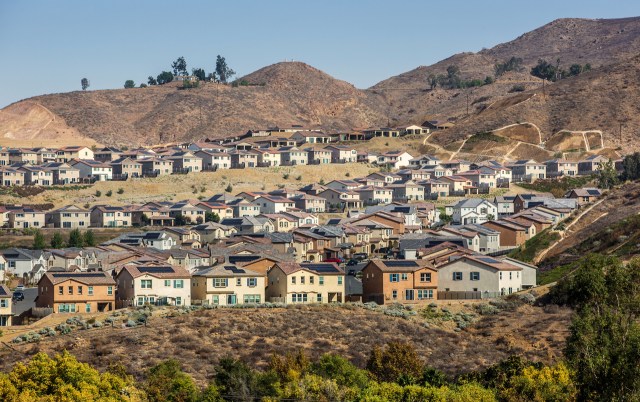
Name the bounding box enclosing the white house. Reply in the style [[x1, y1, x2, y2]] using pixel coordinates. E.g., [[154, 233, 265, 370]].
[[437, 255, 523, 297], [448, 199, 498, 225], [70, 160, 113, 181], [254, 196, 295, 214]]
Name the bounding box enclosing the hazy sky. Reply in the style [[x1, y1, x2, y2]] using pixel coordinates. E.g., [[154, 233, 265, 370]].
[[1, 0, 639, 108]]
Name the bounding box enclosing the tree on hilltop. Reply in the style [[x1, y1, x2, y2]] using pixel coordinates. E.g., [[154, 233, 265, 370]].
[[81, 78, 90, 91], [147, 76, 157, 85], [192, 68, 206, 81], [156, 71, 174, 85], [124, 80, 135, 89], [172, 56, 188, 76], [215, 55, 235, 83]]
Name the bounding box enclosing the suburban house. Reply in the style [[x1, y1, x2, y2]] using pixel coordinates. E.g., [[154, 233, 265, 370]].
[[290, 193, 326, 213], [507, 160, 546, 182], [46, 205, 91, 229], [278, 146, 309, 166], [7, 208, 45, 229], [36, 272, 116, 313], [166, 151, 202, 173], [482, 220, 527, 247], [361, 259, 438, 304], [93, 147, 123, 162], [448, 199, 498, 225], [70, 160, 113, 181], [19, 165, 54, 186], [0, 285, 12, 326], [266, 262, 345, 304], [110, 157, 143, 178], [139, 158, 174, 176], [355, 186, 394, 206], [195, 151, 231, 170], [545, 159, 578, 177], [254, 196, 296, 214], [0, 248, 47, 279], [191, 264, 266, 305], [116, 264, 192, 307], [565, 188, 602, 206], [90, 205, 132, 227], [376, 151, 414, 169], [324, 145, 357, 163], [578, 155, 608, 175], [0, 167, 25, 186], [437, 255, 524, 298], [40, 162, 81, 184], [192, 222, 237, 242], [56, 146, 94, 162], [305, 148, 332, 164]]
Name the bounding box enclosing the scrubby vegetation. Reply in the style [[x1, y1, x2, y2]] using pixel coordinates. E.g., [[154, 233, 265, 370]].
[[517, 176, 592, 198], [508, 228, 561, 263], [465, 132, 507, 145]]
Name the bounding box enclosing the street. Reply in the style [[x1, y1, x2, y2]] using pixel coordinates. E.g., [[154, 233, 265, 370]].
[[12, 287, 37, 316]]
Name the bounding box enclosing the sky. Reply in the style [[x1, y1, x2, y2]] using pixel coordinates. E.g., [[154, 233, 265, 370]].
[[1, 0, 640, 108]]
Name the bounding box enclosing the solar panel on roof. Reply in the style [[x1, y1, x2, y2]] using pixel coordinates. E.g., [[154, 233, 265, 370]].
[[303, 263, 339, 273], [477, 257, 500, 264], [226, 266, 246, 274], [137, 266, 174, 274], [0, 287, 8, 296], [384, 261, 418, 267], [229, 255, 259, 263]]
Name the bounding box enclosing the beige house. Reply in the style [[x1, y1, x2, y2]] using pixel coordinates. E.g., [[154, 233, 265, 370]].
[[325, 145, 358, 163], [195, 151, 231, 170], [110, 157, 143, 178], [254, 149, 281, 167], [116, 264, 192, 307], [46, 205, 91, 228], [166, 151, 202, 173], [56, 146, 94, 162], [266, 262, 345, 304], [0, 167, 24, 186], [40, 162, 81, 184], [8, 208, 45, 229], [90, 205, 133, 227], [139, 158, 174, 176], [0, 285, 12, 326], [196, 202, 235, 220], [191, 264, 266, 305]]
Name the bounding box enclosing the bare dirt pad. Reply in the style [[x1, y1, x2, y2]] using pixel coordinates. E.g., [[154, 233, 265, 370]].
[[586, 131, 603, 150], [545, 131, 586, 152], [0, 304, 571, 385], [492, 123, 540, 144], [507, 142, 554, 162]]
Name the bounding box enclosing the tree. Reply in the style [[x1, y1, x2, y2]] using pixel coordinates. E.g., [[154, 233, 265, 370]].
[[494, 57, 523, 77], [530, 59, 557, 81], [140, 213, 150, 227], [366, 342, 423, 384], [192, 68, 206, 81], [312, 353, 369, 389], [215, 55, 235, 83], [3, 352, 144, 401], [174, 214, 190, 226], [427, 73, 438, 90], [621, 152, 640, 181], [68, 228, 84, 248], [156, 71, 174, 85], [172, 56, 188, 76], [32, 230, 46, 250], [51, 232, 65, 248], [83, 230, 96, 247], [225, 184, 233, 193], [124, 80, 135, 89], [148, 76, 157, 85], [484, 76, 494, 85], [81, 78, 89, 91], [145, 359, 199, 402], [205, 211, 220, 223], [596, 158, 619, 189], [139, 83, 147, 88], [568, 64, 583, 76], [439, 211, 452, 224]]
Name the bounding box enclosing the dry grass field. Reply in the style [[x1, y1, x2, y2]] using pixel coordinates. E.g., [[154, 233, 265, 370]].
[[0, 303, 572, 385]]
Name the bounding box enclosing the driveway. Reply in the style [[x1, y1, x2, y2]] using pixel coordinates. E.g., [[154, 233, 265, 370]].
[[12, 287, 37, 316]]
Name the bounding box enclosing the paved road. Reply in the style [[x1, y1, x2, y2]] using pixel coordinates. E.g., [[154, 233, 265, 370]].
[[12, 287, 37, 316]]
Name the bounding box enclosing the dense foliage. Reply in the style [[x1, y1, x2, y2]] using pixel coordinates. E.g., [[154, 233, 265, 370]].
[[0, 343, 582, 402]]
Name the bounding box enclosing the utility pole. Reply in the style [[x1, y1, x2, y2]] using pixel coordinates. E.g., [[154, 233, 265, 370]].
[[466, 92, 469, 116], [620, 122, 623, 143]]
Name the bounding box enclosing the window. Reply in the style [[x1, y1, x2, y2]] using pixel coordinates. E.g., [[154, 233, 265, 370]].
[[85, 303, 91, 313], [174, 280, 184, 288], [0, 300, 7, 308], [141, 280, 152, 289], [176, 297, 182, 306], [247, 278, 257, 287], [88, 286, 94, 296], [401, 273, 408, 281], [68, 286, 73, 295], [499, 272, 503, 280], [165, 280, 171, 287], [77, 286, 83, 295], [316, 294, 322, 303], [452, 272, 463, 281], [211, 295, 219, 305], [389, 274, 399, 282], [291, 276, 296, 284], [319, 276, 324, 285], [420, 273, 432, 282], [214, 278, 228, 288], [470, 272, 480, 281], [58, 286, 63, 295], [243, 294, 261, 304], [509, 272, 512, 280], [301, 276, 305, 284], [309, 276, 314, 285], [405, 289, 414, 301], [107, 286, 113, 295], [58, 304, 76, 313], [417, 289, 433, 300], [338, 276, 343, 285], [392, 290, 398, 300]]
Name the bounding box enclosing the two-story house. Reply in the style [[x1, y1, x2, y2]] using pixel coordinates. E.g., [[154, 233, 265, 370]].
[[191, 264, 266, 305], [37, 272, 115, 313], [361, 259, 438, 304], [266, 262, 345, 303], [116, 264, 192, 307]]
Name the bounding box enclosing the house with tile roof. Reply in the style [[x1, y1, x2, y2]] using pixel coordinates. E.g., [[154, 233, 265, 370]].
[[116, 264, 191, 307], [266, 262, 345, 304], [192, 264, 266, 305], [37, 271, 116, 313]]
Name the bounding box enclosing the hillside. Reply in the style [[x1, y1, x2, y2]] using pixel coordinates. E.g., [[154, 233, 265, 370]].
[[2, 17, 640, 149]]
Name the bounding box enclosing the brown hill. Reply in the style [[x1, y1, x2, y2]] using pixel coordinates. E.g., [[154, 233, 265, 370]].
[[429, 53, 640, 154]]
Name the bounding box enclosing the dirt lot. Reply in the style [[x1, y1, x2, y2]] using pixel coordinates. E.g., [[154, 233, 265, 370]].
[[0, 303, 571, 384]]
